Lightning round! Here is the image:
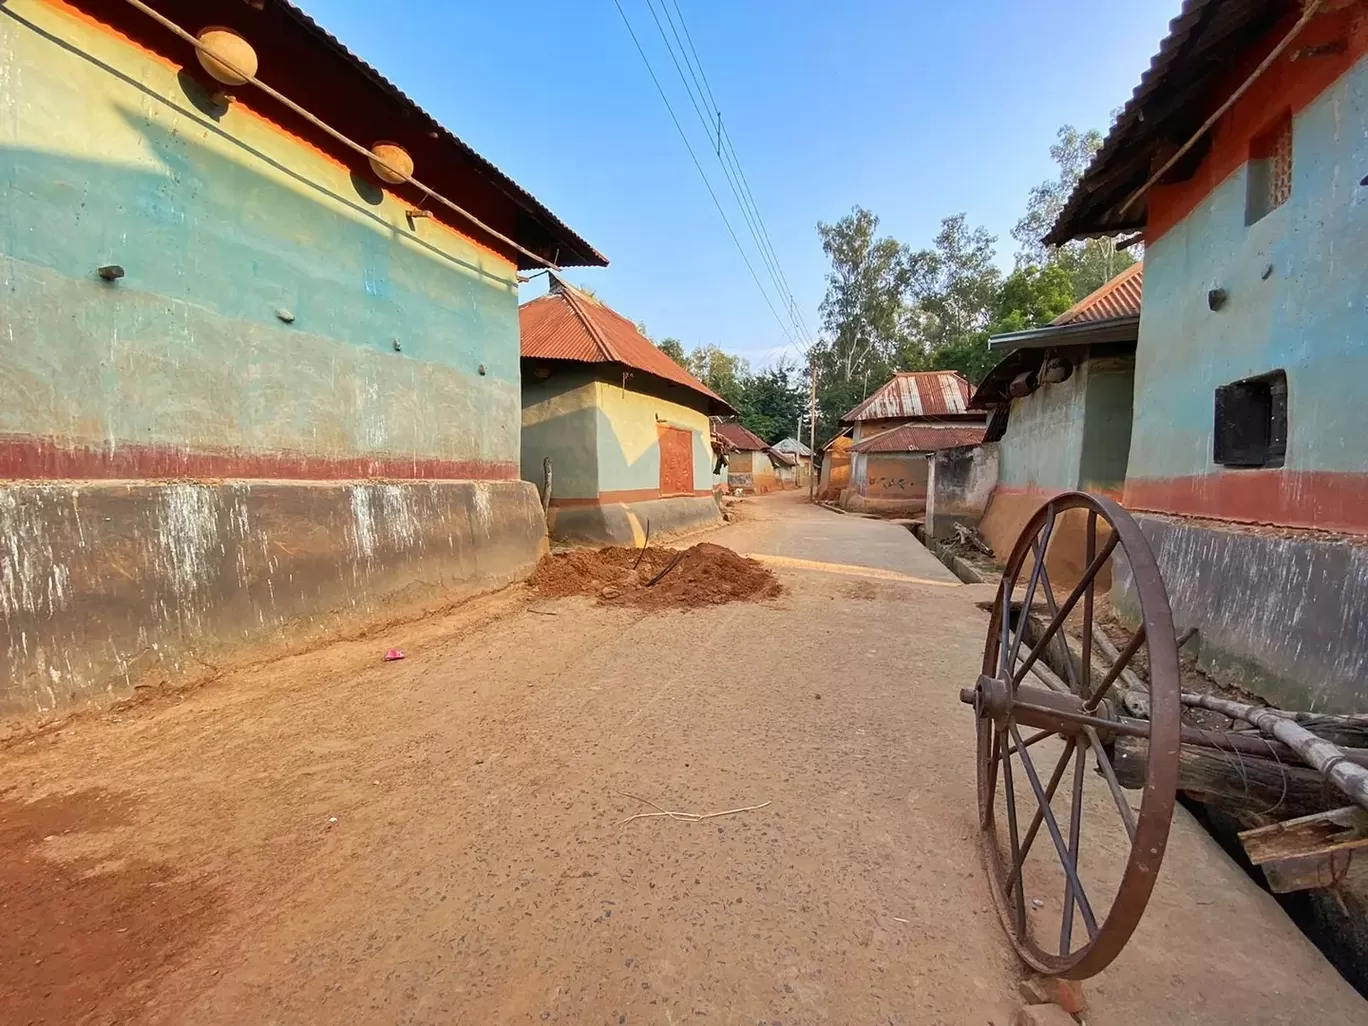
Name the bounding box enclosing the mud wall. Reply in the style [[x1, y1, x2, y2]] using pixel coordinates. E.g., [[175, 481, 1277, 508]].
[[1113, 513, 1368, 714], [0, 3, 545, 718], [926, 444, 998, 540], [2, 480, 545, 722]]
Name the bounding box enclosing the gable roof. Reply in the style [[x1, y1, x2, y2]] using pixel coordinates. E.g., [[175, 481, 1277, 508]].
[[713, 422, 769, 451], [849, 422, 988, 454], [520, 280, 731, 412], [1046, 0, 1292, 245], [87, 0, 605, 270], [1052, 262, 1144, 325], [841, 371, 973, 422], [771, 437, 814, 457]]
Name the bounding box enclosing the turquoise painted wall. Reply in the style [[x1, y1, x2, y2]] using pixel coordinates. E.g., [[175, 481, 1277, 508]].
[[595, 379, 711, 494], [1133, 57, 1368, 484], [0, 1, 520, 469], [996, 367, 1088, 493], [520, 369, 600, 500]]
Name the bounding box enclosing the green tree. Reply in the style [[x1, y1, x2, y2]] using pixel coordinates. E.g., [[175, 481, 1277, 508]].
[[989, 263, 1077, 335], [902, 213, 1002, 367], [738, 361, 805, 443], [809, 207, 918, 443], [687, 345, 750, 411], [657, 336, 688, 367], [1012, 124, 1136, 300]]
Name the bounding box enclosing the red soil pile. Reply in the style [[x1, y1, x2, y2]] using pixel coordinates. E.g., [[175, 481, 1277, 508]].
[[528, 542, 781, 610]]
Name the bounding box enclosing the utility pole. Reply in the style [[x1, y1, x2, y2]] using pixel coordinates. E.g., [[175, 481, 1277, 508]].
[[807, 364, 818, 503]]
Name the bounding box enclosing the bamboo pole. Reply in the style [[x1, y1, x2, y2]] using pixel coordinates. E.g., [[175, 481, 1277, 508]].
[[1181, 692, 1368, 813]]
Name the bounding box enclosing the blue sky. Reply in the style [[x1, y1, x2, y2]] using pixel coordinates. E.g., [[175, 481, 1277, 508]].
[[302, 0, 1178, 367]]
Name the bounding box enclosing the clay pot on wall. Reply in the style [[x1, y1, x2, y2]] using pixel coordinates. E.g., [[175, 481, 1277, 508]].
[[196, 27, 258, 86], [369, 142, 414, 184]]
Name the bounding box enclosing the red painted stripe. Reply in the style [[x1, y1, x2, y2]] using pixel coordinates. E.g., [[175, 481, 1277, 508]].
[[550, 488, 713, 508], [1124, 471, 1368, 535], [1147, 8, 1368, 245], [0, 436, 516, 482]]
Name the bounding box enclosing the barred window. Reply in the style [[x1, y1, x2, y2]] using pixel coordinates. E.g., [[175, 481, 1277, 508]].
[[1246, 115, 1292, 224]]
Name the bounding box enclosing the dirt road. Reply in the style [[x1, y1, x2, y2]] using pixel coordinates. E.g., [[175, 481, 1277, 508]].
[[3, 493, 1363, 1024]]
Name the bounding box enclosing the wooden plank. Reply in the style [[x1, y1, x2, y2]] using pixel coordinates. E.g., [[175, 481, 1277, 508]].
[[1112, 736, 1344, 820], [1261, 852, 1361, 894], [1239, 806, 1368, 865]]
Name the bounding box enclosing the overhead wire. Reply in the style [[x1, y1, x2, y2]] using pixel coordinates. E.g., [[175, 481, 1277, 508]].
[[640, 0, 800, 349], [609, 0, 799, 350], [660, 0, 815, 348]]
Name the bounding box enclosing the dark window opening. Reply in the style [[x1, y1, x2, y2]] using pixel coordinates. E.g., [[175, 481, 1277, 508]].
[[984, 404, 1010, 443], [1214, 370, 1287, 468]]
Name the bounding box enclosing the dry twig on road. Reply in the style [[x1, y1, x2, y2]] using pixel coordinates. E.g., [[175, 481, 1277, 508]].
[[616, 790, 772, 826]]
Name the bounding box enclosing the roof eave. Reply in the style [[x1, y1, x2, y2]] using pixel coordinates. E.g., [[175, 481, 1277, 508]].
[[988, 316, 1140, 353], [269, 1, 607, 269]]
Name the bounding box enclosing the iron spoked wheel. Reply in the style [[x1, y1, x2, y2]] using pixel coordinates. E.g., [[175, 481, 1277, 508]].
[[975, 492, 1181, 979]]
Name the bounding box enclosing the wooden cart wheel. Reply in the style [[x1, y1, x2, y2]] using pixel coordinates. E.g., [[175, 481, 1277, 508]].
[[973, 492, 1181, 979]]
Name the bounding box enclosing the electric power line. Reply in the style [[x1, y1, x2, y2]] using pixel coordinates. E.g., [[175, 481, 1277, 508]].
[[610, 0, 800, 350], [639, 0, 805, 350], [661, 0, 816, 348]]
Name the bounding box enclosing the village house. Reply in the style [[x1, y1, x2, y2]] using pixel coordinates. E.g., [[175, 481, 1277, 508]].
[[713, 423, 782, 493], [770, 437, 814, 489], [1046, 0, 1368, 719], [969, 263, 1143, 582], [816, 427, 853, 500], [0, 0, 603, 719], [839, 371, 987, 513], [519, 278, 731, 544]]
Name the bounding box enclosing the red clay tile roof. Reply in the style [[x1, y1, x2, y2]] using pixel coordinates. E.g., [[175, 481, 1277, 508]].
[[520, 281, 731, 411], [1051, 262, 1143, 325], [713, 422, 769, 451], [841, 371, 972, 422], [848, 423, 987, 454]]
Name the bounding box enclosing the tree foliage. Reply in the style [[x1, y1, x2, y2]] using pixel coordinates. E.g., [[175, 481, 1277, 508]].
[[629, 122, 1135, 452], [657, 336, 687, 367]]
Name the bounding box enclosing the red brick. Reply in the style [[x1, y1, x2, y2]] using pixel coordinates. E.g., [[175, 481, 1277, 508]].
[[1019, 975, 1085, 1015]]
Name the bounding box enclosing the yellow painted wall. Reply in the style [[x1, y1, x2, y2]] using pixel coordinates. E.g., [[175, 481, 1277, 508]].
[[594, 382, 711, 494]]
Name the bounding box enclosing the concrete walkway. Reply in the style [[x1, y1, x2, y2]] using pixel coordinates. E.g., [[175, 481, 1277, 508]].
[[1, 492, 1361, 1025]]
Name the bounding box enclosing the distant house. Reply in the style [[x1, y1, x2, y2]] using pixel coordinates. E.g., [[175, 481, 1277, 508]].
[[817, 428, 853, 500], [971, 263, 1143, 579], [771, 437, 814, 488], [520, 278, 732, 544], [713, 422, 782, 493], [840, 371, 987, 513]]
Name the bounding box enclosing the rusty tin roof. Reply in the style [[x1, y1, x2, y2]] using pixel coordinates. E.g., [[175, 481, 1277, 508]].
[[1052, 262, 1144, 325], [1047, 0, 1290, 244], [712, 422, 770, 451], [520, 282, 731, 412], [848, 423, 988, 454], [841, 371, 973, 422]]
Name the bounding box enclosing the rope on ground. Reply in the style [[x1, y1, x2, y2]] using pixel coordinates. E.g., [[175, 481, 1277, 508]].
[[616, 790, 772, 826]]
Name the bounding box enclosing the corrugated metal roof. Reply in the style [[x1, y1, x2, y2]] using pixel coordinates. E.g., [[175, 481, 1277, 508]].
[[1052, 263, 1144, 325], [771, 437, 814, 457], [1047, 0, 1288, 244], [713, 422, 769, 450], [849, 423, 988, 454], [268, 1, 609, 269], [841, 371, 973, 422], [769, 449, 797, 467], [520, 283, 730, 410]]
